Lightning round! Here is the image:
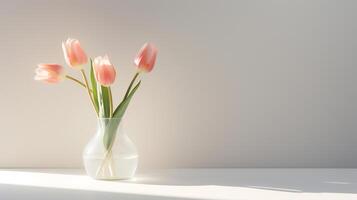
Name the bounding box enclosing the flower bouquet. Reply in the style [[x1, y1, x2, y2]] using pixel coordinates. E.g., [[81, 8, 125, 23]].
[[35, 38, 157, 180]]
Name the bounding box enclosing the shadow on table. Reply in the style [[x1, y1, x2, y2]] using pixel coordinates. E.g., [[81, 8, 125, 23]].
[[0, 168, 356, 199], [0, 184, 189, 200], [129, 168, 357, 194]]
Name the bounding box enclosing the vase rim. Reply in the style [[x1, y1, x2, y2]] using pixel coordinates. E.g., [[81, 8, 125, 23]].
[[97, 117, 123, 120]]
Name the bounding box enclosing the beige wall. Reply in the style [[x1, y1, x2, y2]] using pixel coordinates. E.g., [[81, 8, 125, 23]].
[[0, 0, 356, 168]]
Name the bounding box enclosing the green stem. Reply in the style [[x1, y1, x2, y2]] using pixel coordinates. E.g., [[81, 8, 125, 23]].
[[108, 87, 113, 117], [65, 75, 92, 92], [80, 69, 99, 116], [124, 71, 140, 100]]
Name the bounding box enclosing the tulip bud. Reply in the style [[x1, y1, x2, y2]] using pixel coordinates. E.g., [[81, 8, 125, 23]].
[[93, 55, 116, 86], [134, 43, 158, 72], [62, 38, 88, 69], [34, 64, 65, 83]]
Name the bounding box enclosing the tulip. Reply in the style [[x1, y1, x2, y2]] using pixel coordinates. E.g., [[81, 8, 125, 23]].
[[93, 55, 116, 86], [34, 64, 65, 83], [62, 38, 88, 69], [134, 42, 158, 72]]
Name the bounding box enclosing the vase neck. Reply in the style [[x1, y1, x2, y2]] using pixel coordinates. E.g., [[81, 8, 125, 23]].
[[96, 118, 124, 136]]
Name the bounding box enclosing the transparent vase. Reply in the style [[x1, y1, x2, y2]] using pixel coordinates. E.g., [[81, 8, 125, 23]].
[[83, 118, 138, 180]]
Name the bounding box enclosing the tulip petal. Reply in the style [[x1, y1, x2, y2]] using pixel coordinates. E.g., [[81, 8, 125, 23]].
[[134, 43, 158, 72], [62, 38, 88, 69], [93, 55, 116, 86], [34, 64, 65, 84]]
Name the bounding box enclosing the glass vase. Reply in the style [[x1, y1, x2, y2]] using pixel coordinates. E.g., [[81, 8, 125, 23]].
[[83, 118, 138, 180]]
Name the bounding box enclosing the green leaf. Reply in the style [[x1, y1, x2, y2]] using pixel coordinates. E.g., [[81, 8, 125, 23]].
[[97, 85, 111, 118], [102, 86, 110, 117], [113, 81, 141, 119], [89, 60, 99, 113], [103, 81, 141, 149], [102, 118, 120, 150]]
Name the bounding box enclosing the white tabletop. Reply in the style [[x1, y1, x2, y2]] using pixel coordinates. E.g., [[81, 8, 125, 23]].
[[0, 168, 356, 200]]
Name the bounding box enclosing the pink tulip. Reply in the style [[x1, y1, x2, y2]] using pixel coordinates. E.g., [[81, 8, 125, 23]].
[[93, 55, 116, 86], [62, 38, 88, 69], [134, 43, 158, 72], [34, 64, 65, 83]]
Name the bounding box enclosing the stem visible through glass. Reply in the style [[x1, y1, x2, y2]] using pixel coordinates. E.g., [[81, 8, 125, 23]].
[[96, 132, 118, 178]]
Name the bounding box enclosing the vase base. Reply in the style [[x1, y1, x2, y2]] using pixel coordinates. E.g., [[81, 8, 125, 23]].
[[83, 155, 138, 180]]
